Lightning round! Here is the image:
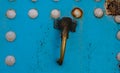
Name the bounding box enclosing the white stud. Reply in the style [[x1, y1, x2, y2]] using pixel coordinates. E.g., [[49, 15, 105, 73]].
[[6, 9, 16, 19], [6, 31, 16, 42], [114, 15, 120, 23], [32, 0, 37, 2], [95, 0, 100, 2], [94, 8, 103, 18], [51, 9, 60, 19], [117, 52, 120, 61], [9, 0, 15, 2], [53, 0, 59, 2], [75, 0, 79, 2], [5, 55, 15, 66], [117, 31, 120, 40], [28, 9, 38, 19]]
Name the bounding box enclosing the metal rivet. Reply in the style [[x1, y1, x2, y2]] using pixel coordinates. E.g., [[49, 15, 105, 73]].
[[95, 0, 100, 2], [6, 9, 16, 19], [114, 15, 120, 23], [28, 9, 38, 19], [32, 0, 37, 2], [117, 31, 120, 40], [94, 8, 103, 18], [9, 0, 15, 2], [72, 7, 83, 18], [51, 9, 60, 19], [75, 0, 80, 2], [53, 0, 59, 2], [5, 55, 15, 66], [117, 52, 120, 61], [6, 31, 16, 42]]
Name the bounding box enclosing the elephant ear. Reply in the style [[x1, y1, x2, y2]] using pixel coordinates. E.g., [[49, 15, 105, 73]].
[[54, 19, 61, 30], [70, 20, 77, 32]]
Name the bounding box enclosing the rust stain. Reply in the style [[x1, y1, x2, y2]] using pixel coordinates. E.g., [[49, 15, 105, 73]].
[[71, 7, 83, 18], [105, 0, 120, 15]]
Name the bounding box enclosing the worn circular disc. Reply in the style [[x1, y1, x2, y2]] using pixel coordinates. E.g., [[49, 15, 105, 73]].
[[71, 7, 83, 18]]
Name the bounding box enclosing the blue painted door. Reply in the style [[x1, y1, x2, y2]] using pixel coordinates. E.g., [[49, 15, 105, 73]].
[[0, 0, 120, 73]]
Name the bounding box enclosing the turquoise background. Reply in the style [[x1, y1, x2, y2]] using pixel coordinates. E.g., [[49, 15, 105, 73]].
[[0, 0, 120, 73]]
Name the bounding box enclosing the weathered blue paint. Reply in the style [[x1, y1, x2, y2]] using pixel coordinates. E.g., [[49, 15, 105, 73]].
[[0, 0, 120, 73]]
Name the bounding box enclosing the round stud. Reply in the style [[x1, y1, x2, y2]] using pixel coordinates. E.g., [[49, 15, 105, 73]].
[[53, 0, 59, 2], [28, 9, 38, 19], [75, 0, 80, 2], [32, 0, 37, 2], [51, 9, 60, 19], [5, 55, 15, 66], [6, 9, 16, 19], [71, 7, 83, 18], [117, 31, 120, 40], [114, 15, 120, 23], [117, 52, 120, 61], [95, 0, 100, 2], [6, 31, 16, 42], [94, 8, 103, 18], [9, 0, 15, 2]]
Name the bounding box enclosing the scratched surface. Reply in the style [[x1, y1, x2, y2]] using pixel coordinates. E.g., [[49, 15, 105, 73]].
[[0, 0, 120, 73]]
